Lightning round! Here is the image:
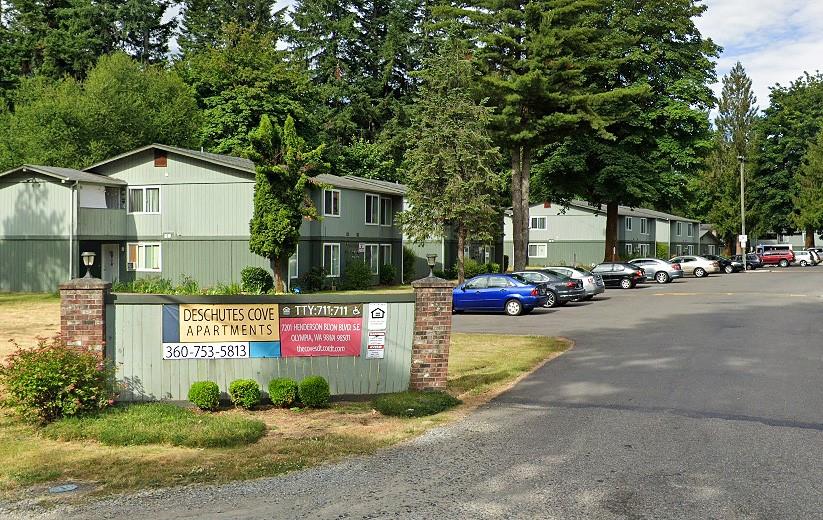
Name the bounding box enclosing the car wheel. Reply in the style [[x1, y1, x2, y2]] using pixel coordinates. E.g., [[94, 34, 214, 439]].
[[505, 299, 523, 316], [620, 278, 633, 289], [800, 260, 808, 266], [543, 291, 558, 308], [655, 271, 669, 284], [779, 259, 789, 268], [694, 267, 706, 278], [745, 264, 753, 270], [724, 265, 734, 274]]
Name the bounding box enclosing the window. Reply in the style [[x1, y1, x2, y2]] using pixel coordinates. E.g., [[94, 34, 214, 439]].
[[676, 222, 682, 236], [288, 249, 299, 279], [380, 197, 393, 226], [465, 277, 488, 289], [593, 264, 612, 273], [363, 244, 379, 274], [487, 276, 508, 288], [625, 243, 633, 256], [482, 245, 491, 264], [323, 189, 340, 217], [676, 245, 682, 255], [530, 216, 547, 230], [687, 223, 694, 237], [625, 217, 633, 231], [687, 245, 694, 255], [105, 187, 124, 209], [323, 243, 340, 277], [708, 245, 716, 255], [528, 243, 547, 258], [128, 186, 160, 214], [640, 218, 648, 234], [463, 245, 470, 259], [380, 244, 392, 267], [126, 243, 161, 272], [365, 194, 379, 225], [639, 243, 650, 256]]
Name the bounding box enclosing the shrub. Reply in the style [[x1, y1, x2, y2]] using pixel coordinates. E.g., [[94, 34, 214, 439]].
[[268, 378, 299, 407], [456, 258, 486, 280], [372, 391, 461, 418], [379, 264, 397, 285], [298, 266, 326, 293], [403, 246, 416, 281], [486, 262, 501, 274], [188, 381, 220, 411], [241, 266, 274, 294], [174, 275, 200, 295], [298, 376, 330, 408], [207, 282, 243, 295], [0, 338, 117, 423], [112, 277, 174, 294], [656, 242, 670, 260], [228, 379, 261, 409], [340, 259, 372, 290]]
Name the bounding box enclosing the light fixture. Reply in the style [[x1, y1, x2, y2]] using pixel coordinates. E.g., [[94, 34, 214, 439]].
[[81, 251, 96, 278], [426, 253, 437, 277]]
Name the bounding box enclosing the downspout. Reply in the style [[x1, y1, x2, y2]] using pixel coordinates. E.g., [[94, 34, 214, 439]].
[[70, 181, 78, 279]]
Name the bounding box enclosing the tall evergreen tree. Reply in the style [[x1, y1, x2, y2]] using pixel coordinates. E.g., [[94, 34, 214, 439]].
[[397, 44, 503, 283], [792, 131, 823, 246], [248, 114, 326, 292], [118, 0, 177, 63], [178, 0, 283, 56]]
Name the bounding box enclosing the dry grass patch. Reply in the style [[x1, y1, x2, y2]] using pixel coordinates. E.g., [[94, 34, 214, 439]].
[[0, 293, 60, 360]]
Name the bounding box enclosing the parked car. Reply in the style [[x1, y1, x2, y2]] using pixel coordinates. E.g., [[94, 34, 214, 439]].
[[731, 253, 762, 270], [668, 255, 721, 277], [513, 270, 587, 308], [592, 262, 646, 289], [794, 250, 819, 267], [452, 274, 548, 316], [628, 258, 684, 284], [758, 249, 795, 268], [545, 266, 606, 300], [703, 254, 743, 274]]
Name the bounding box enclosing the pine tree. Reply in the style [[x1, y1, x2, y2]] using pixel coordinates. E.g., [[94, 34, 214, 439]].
[[178, 0, 283, 57], [792, 131, 823, 246], [397, 44, 503, 283], [248, 115, 326, 292], [118, 0, 177, 63]]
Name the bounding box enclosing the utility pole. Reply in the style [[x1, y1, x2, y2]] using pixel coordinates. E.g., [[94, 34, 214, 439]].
[[738, 155, 746, 271]]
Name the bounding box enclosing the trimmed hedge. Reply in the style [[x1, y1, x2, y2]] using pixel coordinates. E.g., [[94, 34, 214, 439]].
[[241, 266, 274, 294], [228, 379, 261, 409], [298, 376, 331, 408], [268, 378, 299, 407], [372, 391, 461, 418], [188, 381, 220, 411]]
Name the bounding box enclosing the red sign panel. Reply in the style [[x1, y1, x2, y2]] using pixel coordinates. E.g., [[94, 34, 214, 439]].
[[280, 317, 362, 357]]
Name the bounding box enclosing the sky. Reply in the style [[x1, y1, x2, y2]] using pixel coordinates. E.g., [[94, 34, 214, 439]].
[[696, 0, 823, 110]]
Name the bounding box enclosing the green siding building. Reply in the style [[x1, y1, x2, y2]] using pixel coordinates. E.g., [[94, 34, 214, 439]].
[[0, 145, 406, 292]]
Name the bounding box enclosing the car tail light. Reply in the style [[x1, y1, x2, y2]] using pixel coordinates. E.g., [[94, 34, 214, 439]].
[[672, 263, 681, 270], [531, 288, 539, 296], [566, 281, 577, 288], [712, 261, 719, 268], [587, 277, 594, 284], [636, 270, 643, 276]]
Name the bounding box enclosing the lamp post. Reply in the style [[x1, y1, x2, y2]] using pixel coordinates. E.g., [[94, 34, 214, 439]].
[[738, 155, 747, 271], [81, 251, 96, 279], [426, 253, 438, 278]]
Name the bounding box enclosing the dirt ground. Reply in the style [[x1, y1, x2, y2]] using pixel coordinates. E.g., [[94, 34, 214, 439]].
[[0, 294, 60, 359]]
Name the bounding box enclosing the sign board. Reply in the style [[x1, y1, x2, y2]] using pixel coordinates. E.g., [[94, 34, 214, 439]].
[[366, 331, 385, 359], [358, 242, 366, 253], [368, 303, 388, 331], [739, 234, 748, 244]]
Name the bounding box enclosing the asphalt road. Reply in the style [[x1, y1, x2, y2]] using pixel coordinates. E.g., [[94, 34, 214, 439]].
[[23, 270, 823, 519]]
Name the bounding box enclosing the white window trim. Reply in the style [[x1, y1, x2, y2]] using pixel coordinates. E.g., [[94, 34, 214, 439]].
[[365, 193, 379, 225], [379, 197, 393, 227], [323, 243, 341, 278], [380, 244, 392, 266], [363, 243, 379, 275], [127, 185, 161, 214], [640, 218, 648, 235], [625, 217, 632, 231], [529, 216, 547, 230], [126, 242, 162, 272], [625, 243, 633, 256], [528, 243, 547, 258], [640, 243, 650, 256], [687, 223, 694, 237], [687, 245, 694, 255], [323, 189, 341, 217], [676, 222, 682, 236], [288, 247, 299, 280]]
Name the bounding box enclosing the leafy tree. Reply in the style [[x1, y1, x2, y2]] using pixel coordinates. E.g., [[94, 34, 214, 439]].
[[752, 72, 823, 243], [178, 24, 315, 156], [397, 45, 503, 284], [178, 0, 284, 56], [337, 138, 400, 182], [792, 131, 823, 245], [248, 115, 326, 292]]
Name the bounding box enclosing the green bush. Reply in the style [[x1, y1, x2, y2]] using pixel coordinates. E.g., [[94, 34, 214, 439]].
[[206, 282, 243, 295], [456, 258, 487, 280], [0, 338, 116, 423], [340, 259, 372, 290], [403, 246, 416, 282], [298, 376, 331, 408], [298, 266, 326, 293], [174, 275, 200, 295], [112, 277, 174, 294], [228, 379, 261, 409], [656, 243, 670, 260], [379, 264, 397, 285], [268, 378, 299, 407], [188, 381, 220, 411], [241, 266, 273, 294], [486, 262, 501, 274], [372, 391, 461, 418]]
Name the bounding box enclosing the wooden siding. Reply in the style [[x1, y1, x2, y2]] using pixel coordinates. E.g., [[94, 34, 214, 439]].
[[0, 239, 72, 292], [0, 178, 71, 238], [107, 300, 415, 400], [78, 208, 127, 238], [504, 240, 605, 267], [90, 149, 254, 185]]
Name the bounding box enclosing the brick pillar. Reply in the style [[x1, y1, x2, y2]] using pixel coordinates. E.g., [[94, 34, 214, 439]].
[[59, 278, 111, 359], [410, 276, 455, 390]]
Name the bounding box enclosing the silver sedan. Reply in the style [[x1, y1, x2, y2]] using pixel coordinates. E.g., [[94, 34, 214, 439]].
[[545, 266, 606, 300], [629, 258, 684, 284]]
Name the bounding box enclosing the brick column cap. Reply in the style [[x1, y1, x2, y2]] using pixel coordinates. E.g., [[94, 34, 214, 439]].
[[411, 276, 456, 289], [59, 278, 112, 290]]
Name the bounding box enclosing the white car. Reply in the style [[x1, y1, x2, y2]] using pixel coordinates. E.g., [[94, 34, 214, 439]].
[[545, 266, 606, 300], [794, 250, 819, 266], [668, 255, 721, 278]]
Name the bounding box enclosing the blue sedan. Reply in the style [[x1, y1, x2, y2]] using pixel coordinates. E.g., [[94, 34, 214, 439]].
[[453, 274, 548, 316]]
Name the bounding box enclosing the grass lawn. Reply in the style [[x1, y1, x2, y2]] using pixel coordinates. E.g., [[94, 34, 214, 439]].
[[0, 293, 60, 360], [0, 333, 568, 502]]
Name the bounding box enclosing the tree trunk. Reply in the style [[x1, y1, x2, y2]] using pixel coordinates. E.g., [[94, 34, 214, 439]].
[[604, 202, 619, 261], [456, 225, 467, 284], [271, 256, 284, 294], [725, 234, 736, 257], [805, 225, 816, 248], [510, 146, 531, 271]]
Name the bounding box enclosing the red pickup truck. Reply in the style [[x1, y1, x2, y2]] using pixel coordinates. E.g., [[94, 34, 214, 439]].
[[758, 250, 795, 267]]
